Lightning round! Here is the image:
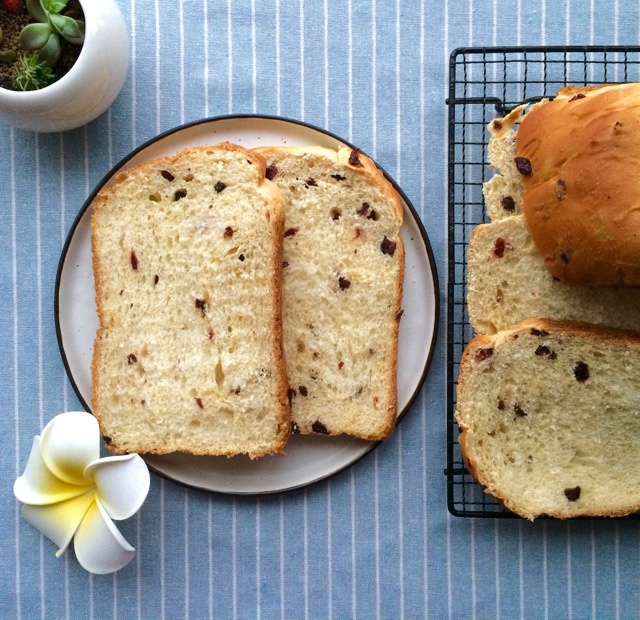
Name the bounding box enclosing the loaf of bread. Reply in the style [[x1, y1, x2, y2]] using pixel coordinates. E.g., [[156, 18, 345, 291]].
[[467, 214, 640, 334], [511, 83, 640, 286], [456, 318, 640, 519], [254, 145, 404, 441], [91, 143, 290, 457]]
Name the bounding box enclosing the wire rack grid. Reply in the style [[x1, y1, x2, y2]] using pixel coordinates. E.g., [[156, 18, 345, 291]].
[[446, 46, 640, 518]]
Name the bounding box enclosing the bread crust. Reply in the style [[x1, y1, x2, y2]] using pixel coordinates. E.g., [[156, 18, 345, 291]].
[[457, 318, 640, 519], [256, 145, 404, 441], [515, 83, 640, 286], [91, 143, 290, 458]]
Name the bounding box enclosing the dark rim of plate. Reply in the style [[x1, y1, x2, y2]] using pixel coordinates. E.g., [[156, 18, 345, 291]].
[[54, 113, 440, 496]]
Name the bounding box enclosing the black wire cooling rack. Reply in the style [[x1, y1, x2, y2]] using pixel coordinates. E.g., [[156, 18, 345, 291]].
[[446, 46, 640, 518]]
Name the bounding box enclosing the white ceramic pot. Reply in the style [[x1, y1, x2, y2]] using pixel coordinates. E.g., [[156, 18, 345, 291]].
[[0, 0, 129, 132]]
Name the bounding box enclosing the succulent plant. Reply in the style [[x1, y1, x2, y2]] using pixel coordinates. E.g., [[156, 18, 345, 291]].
[[12, 52, 55, 90], [19, 0, 84, 68]]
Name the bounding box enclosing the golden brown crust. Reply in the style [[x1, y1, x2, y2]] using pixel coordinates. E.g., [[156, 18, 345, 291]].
[[263, 181, 291, 454], [515, 83, 640, 286]]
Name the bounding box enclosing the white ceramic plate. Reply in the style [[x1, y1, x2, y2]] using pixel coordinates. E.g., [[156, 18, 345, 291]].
[[55, 115, 439, 494]]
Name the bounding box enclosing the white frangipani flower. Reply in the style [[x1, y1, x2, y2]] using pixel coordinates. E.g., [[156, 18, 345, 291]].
[[14, 411, 150, 574]]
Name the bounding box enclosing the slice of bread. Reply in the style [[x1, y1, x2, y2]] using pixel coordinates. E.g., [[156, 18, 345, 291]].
[[456, 318, 640, 520], [255, 146, 404, 441], [91, 143, 290, 457], [467, 215, 640, 335]]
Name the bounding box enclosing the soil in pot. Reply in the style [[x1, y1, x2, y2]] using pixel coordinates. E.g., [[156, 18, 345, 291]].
[[0, 0, 83, 91]]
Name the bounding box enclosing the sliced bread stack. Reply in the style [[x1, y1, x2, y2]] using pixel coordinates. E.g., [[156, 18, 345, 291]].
[[458, 84, 640, 518], [91, 142, 406, 455], [255, 146, 404, 441], [91, 144, 290, 457]]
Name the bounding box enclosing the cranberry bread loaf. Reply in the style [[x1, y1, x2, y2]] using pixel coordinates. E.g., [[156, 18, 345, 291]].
[[456, 318, 640, 520], [467, 215, 640, 334], [487, 84, 640, 286], [255, 146, 404, 441], [91, 143, 290, 457]]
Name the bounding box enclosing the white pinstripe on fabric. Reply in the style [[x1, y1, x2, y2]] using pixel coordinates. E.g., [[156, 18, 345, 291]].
[[299, 0, 305, 121], [184, 491, 190, 620], [279, 496, 285, 620], [350, 469, 356, 620], [154, 0, 161, 135], [471, 519, 477, 620], [11, 126, 21, 620], [615, 522, 620, 620], [591, 521, 596, 617], [179, 0, 185, 123], [227, 0, 233, 114], [251, 0, 257, 113], [323, 0, 329, 129], [207, 497, 213, 620], [327, 480, 333, 620], [494, 521, 500, 620], [567, 522, 572, 620], [160, 479, 165, 620], [232, 497, 237, 620], [275, 0, 281, 116], [256, 499, 261, 620], [350, 0, 356, 143], [518, 520, 524, 620], [34, 133, 45, 620], [130, 0, 137, 147], [371, 0, 377, 159], [543, 521, 549, 620], [203, 1, 209, 117], [89, 573, 94, 620]]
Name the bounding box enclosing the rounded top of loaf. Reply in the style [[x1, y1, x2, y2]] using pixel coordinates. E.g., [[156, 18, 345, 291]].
[[515, 83, 640, 286]]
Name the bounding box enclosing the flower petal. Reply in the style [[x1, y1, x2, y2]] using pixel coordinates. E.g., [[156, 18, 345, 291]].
[[40, 412, 100, 485], [21, 490, 95, 556], [84, 454, 150, 521], [14, 436, 92, 505], [73, 499, 135, 574]]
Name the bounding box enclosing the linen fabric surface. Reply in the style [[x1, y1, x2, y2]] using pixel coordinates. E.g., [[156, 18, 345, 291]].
[[2, 1, 639, 618]]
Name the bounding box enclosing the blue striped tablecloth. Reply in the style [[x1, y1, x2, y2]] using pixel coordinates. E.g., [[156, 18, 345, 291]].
[[2, 1, 639, 618]]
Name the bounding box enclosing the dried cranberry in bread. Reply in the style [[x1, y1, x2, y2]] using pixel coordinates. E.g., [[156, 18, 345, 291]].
[[514, 83, 640, 286], [255, 146, 404, 441], [91, 143, 290, 457], [456, 318, 640, 519]]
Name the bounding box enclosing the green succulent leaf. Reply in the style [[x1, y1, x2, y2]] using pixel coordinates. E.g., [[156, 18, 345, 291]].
[[49, 14, 84, 45], [26, 0, 48, 23], [0, 50, 17, 63], [42, 0, 69, 13], [35, 32, 61, 67], [20, 22, 53, 51]]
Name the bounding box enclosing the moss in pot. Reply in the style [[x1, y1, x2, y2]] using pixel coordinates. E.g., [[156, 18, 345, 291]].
[[0, 0, 129, 132]]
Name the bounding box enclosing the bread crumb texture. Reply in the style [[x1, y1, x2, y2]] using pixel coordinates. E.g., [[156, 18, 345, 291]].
[[456, 318, 640, 519], [91, 144, 289, 458], [256, 146, 404, 441]]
